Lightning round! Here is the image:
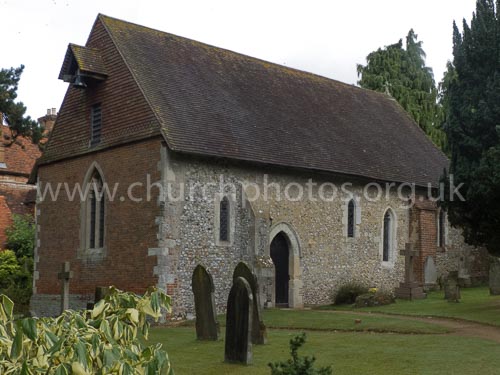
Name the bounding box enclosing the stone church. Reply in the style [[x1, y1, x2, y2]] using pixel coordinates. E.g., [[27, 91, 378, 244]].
[[30, 14, 488, 316]]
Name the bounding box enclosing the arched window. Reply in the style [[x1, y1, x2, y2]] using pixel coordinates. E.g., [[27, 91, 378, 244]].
[[438, 209, 446, 247], [382, 210, 393, 262], [347, 199, 355, 238], [219, 196, 230, 242], [86, 169, 105, 249]]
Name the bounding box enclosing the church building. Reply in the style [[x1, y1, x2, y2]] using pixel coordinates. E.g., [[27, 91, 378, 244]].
[[30, 15, 488, 316]]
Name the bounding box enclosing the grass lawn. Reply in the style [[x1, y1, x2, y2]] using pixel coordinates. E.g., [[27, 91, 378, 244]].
[[323, 286, 500, 326], [149, 326, 500, 375], [257, 309, 449, 334], [146, 288, 500, 374], [178, 308, 448, 334]]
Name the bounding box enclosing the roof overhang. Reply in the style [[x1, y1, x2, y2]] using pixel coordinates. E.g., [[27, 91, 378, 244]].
[[58, 44, 108, 85]]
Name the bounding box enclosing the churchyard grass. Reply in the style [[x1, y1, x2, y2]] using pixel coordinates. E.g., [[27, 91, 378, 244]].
[[149, 326, 500, 375], [324, 286, 500, 326], [147, 289, 500, 374], [255, 309, 449, 334], [178, 308, 448, 334]]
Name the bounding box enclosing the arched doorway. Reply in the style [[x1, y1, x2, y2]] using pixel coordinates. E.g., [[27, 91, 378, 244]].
[[270, 232, 289, 306]]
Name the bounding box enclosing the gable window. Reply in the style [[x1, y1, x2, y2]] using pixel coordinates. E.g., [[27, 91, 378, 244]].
[[86, 169, 105, 249], [90, 103, 102, 146], [438, 209, 446, 247], [383, 210, 393, 262], [219, 196, 230, 242], [347, 199, 355, 238]]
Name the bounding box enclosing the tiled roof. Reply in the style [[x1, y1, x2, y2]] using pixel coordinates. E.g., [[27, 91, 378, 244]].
[[46, 14, 449, 187], [1, 127, 41, 176], [58, 43, 108, 80]]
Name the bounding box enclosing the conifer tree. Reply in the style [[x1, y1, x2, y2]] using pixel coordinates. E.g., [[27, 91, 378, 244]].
[[442, 0, 500, 255], [357, 30, 446, 149], [0, 65, 43, 145]]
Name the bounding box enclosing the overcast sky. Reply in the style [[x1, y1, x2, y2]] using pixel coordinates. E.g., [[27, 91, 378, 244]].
[[3, 0, 477, 119]]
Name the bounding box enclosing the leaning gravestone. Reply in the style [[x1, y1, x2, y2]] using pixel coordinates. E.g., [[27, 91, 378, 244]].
[[489, 257, 500, 295], [233, 262, 267, 344], [225, 276, 253, 365], [444, 271, 461, 302], [192, 265, 219, 340]]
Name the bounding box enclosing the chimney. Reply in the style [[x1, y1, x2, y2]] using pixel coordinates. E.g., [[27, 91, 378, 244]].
[[38, 108, 57, 134], [0, 143, 5, 168]]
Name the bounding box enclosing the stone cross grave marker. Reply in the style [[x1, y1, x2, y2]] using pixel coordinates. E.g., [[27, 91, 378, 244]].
[[233, 262, 267, 344], [224, 276, 253, 365], [191, 265, 219, 340], [395, 243, 425, 300], [57, 261, 73, 314]]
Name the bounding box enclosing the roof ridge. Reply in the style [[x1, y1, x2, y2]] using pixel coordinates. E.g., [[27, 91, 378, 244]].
[[96, 13, 386, 98]]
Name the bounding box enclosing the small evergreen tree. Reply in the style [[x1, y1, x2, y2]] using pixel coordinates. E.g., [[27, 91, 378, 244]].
[[0, 65, 44, 145], [357, 30, 446, 149], [268, 333, 333, 375]]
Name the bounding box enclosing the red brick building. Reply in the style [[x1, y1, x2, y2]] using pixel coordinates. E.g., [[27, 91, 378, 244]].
[[0, 110, 55, 247], [30, 15, 488, 316]]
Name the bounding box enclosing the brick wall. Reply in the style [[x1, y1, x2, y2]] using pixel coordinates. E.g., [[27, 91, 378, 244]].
[[412, 205, 438, 283], [33, 137, 163, 311]]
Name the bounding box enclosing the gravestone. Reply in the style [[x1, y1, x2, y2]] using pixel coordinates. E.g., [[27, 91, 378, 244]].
[[424, 256, 437, 287], [87, 286, 112, 310], [57, 261, 73, 314], [489, 257, 500, 295], [458, 256, 471, 287], [192, 265, 219, 340], [233, 262, 267, 344], [444, 271, 461, 302], [95, 286, 112, 302], [395, 243, 426, 300], [224, 276, 253, 365]]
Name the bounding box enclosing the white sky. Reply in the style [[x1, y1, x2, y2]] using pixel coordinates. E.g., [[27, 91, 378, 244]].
[[2, 0, 477, 119]]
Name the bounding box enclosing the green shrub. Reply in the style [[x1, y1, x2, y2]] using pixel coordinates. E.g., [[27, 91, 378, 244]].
[[268, 333, 332, 375], [6, 214, 35, 258], [0, 250, 32, 315], [2, 214, 35, 315], [354, 291, 395, 308], [333, 282, 368, 305], [0, 287, 173, 374]]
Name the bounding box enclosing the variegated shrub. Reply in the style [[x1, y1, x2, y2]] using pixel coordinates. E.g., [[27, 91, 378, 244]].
[[0, 287, 173, 374]]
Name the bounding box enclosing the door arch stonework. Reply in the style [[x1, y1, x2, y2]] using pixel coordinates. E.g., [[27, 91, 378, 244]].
[[268, 222, 303, 308]]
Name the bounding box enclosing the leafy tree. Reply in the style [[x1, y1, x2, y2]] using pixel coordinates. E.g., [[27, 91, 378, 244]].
[[357, 30, 446, 149], [268, 333, 333, 375], [441, 0, 500, 255], [0, 65, 44, 145]]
